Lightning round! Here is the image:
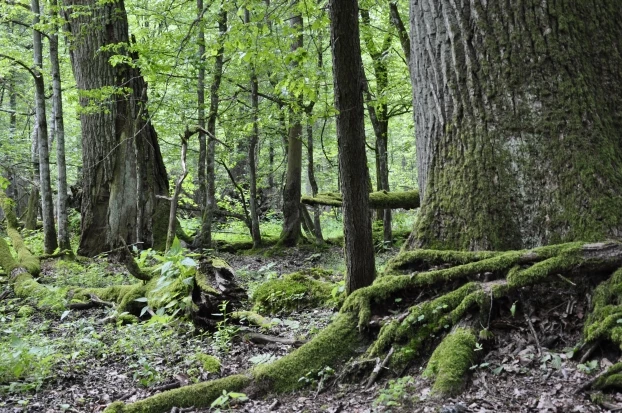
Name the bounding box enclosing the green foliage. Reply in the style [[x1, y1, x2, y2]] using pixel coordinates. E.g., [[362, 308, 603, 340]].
[[210, 390, 248, 411], [212, 301, 239, 354], [373, 376, 417, 410]]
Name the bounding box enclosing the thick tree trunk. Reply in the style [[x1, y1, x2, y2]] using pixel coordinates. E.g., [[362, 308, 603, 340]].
[[49, 0, 70, 251], [198, 5, 226, 249], [64, 0, 169, 256], [329, 0, 376, 293], [279, 2, 303, 247], [408, 0, 622, 250], [32, 0, 58, 254]]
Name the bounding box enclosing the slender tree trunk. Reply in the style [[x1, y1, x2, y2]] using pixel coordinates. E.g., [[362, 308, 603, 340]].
[[49, 0, 70, 251], [306, 112, 323, 243], [32, 0, 58, 254], [198, 4, 226, 248], [196, 0, 207, 213], [329, 0, 375, 293], [361, 9, 392, 245], [26, 125, 39, 231], [279, 1, 303, 247], [408, 0, 622, 250], [64, 0, 169, 256]]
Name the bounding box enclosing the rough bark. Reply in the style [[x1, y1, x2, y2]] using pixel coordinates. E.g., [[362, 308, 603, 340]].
[[248, 61, 262, 249], [32, 0, 58, 254], [408, 0, 622, 250], [49, 0, 70, 251], [329, 0, 376, 292], [196, 0, 207, 217], [198, 5, 226, 249], [279, 1, 303, 247], [306, 113, 323, 243], [64, 0, 169, 256]]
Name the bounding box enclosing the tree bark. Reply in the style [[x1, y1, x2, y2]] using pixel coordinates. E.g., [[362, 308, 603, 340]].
[[279, 1, 303, 247], [64, 0, 169, 256], [408, 0, 622, 250], [329, 0, 376, 293], [32, 0, 58, 254], [306, 112, 323, 243], [49, 0, 70, 251], [197, 5, 226, 249], [196, 0, 207, 218]]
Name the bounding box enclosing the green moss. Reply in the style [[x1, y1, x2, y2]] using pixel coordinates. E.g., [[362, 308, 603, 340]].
[[252, 313, 361, 392], [252, 269, 340, 314], [74, 284, 146, 314], [0, 237, 18, 272], [17, 305, 35, 318], [593, 363, 622, 390], [385, 249, 499, 275], [195, 354, 221, 373], [0, 192, 19, 229], [301, 190, 419, 210], [231, 311, 275, 329], [423, 328, 477, 396], [7, 228, 40, 275], [103, 374, 251, 413]]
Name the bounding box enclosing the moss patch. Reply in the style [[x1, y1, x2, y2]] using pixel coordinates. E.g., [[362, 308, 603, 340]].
[[195, 354, 221, 373], [301, 190, 419, 210], [252, 268, 341, 314]]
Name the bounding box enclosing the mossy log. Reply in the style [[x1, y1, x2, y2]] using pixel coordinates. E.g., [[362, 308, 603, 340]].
[[0, 193, 40, 275], [301, 189, 420, 210], [104, 241, 622, 412]]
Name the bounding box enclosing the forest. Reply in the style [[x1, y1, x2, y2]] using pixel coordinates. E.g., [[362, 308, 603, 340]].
[[1, 0, 622, 412]]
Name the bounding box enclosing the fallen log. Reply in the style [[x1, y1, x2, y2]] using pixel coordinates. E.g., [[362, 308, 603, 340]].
[[301, 189, 420, 210]]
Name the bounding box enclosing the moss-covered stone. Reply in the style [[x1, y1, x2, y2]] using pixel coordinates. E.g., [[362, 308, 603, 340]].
[[252, 269, 341, 314], [196, 354, 221, 373], [423, 328, 477, 396], [103, 374, 251, 413]]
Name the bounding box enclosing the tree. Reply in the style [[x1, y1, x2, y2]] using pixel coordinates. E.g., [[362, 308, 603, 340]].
[[32, 0, 57, 254], [329, 0, 375, 292], [407, 0, 622, 251], [279, 0, 304, 247], [64, 0, 169, 256]]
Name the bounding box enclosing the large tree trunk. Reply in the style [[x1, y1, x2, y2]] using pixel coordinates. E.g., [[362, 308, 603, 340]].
[[32, 0, 58, 254], [64, 0, 169, 256], [279, 1, 303, 247], [329, 0, 376, 293], [408, 0, 622, 251]]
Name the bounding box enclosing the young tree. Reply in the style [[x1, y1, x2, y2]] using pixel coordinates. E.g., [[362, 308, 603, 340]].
[[408, 0, 622, 251], [329, 0, 375, 292], [64, 0, 169, 256], [31, 0, 57, 254]]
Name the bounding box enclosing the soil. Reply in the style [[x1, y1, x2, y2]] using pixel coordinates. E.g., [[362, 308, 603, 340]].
[[1, 245, 620, 413]]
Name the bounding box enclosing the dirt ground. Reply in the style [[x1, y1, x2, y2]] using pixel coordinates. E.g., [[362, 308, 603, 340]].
[[1, 245, 620, 413]]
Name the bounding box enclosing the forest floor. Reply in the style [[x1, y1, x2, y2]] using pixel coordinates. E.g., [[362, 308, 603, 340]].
[[0, 242, 620, 413]]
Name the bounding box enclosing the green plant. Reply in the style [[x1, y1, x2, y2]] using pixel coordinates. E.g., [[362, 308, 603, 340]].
[[373, 376, 417, 410], [212, 301, 239, 354], [578, 359, 599, 374], [128, 357, 160, 387], [210, 390, 248, 411]]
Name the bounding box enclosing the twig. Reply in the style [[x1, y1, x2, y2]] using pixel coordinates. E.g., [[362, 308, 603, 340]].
[[365, 347, 394, 389], [557, 274, 576, 286], [67, 294, 114, 310], [579, 340, 601, 364], [520, 294, 542, 356]]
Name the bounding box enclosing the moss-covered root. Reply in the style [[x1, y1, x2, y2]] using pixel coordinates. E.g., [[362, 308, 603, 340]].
[[423, 328, 477, 396], [385, 249, 500, 274], [253, 313, 362, 391], [103, 374, 251, 413], [104, 313, 362, 412]]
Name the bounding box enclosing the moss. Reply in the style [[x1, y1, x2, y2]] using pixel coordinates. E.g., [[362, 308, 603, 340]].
[[385, 249, 499, 274], [5, 227, 40, 275], [252, 313, 362, 392], [213, 235, 279, 253], [103, 374, 251, 413], [252, 269, 340, 314], [423, 328, 477, 396], [301, 190, 420, 210], [17, 305, 35, 318], [231, 311, 275, 329], [196, 354, 221, 373], [146, 276, 191, 310], [593, 363, 622, 390], [0, 236, 18, 272], [0, 192, 19, 229], [74, 284, 146, 314]]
